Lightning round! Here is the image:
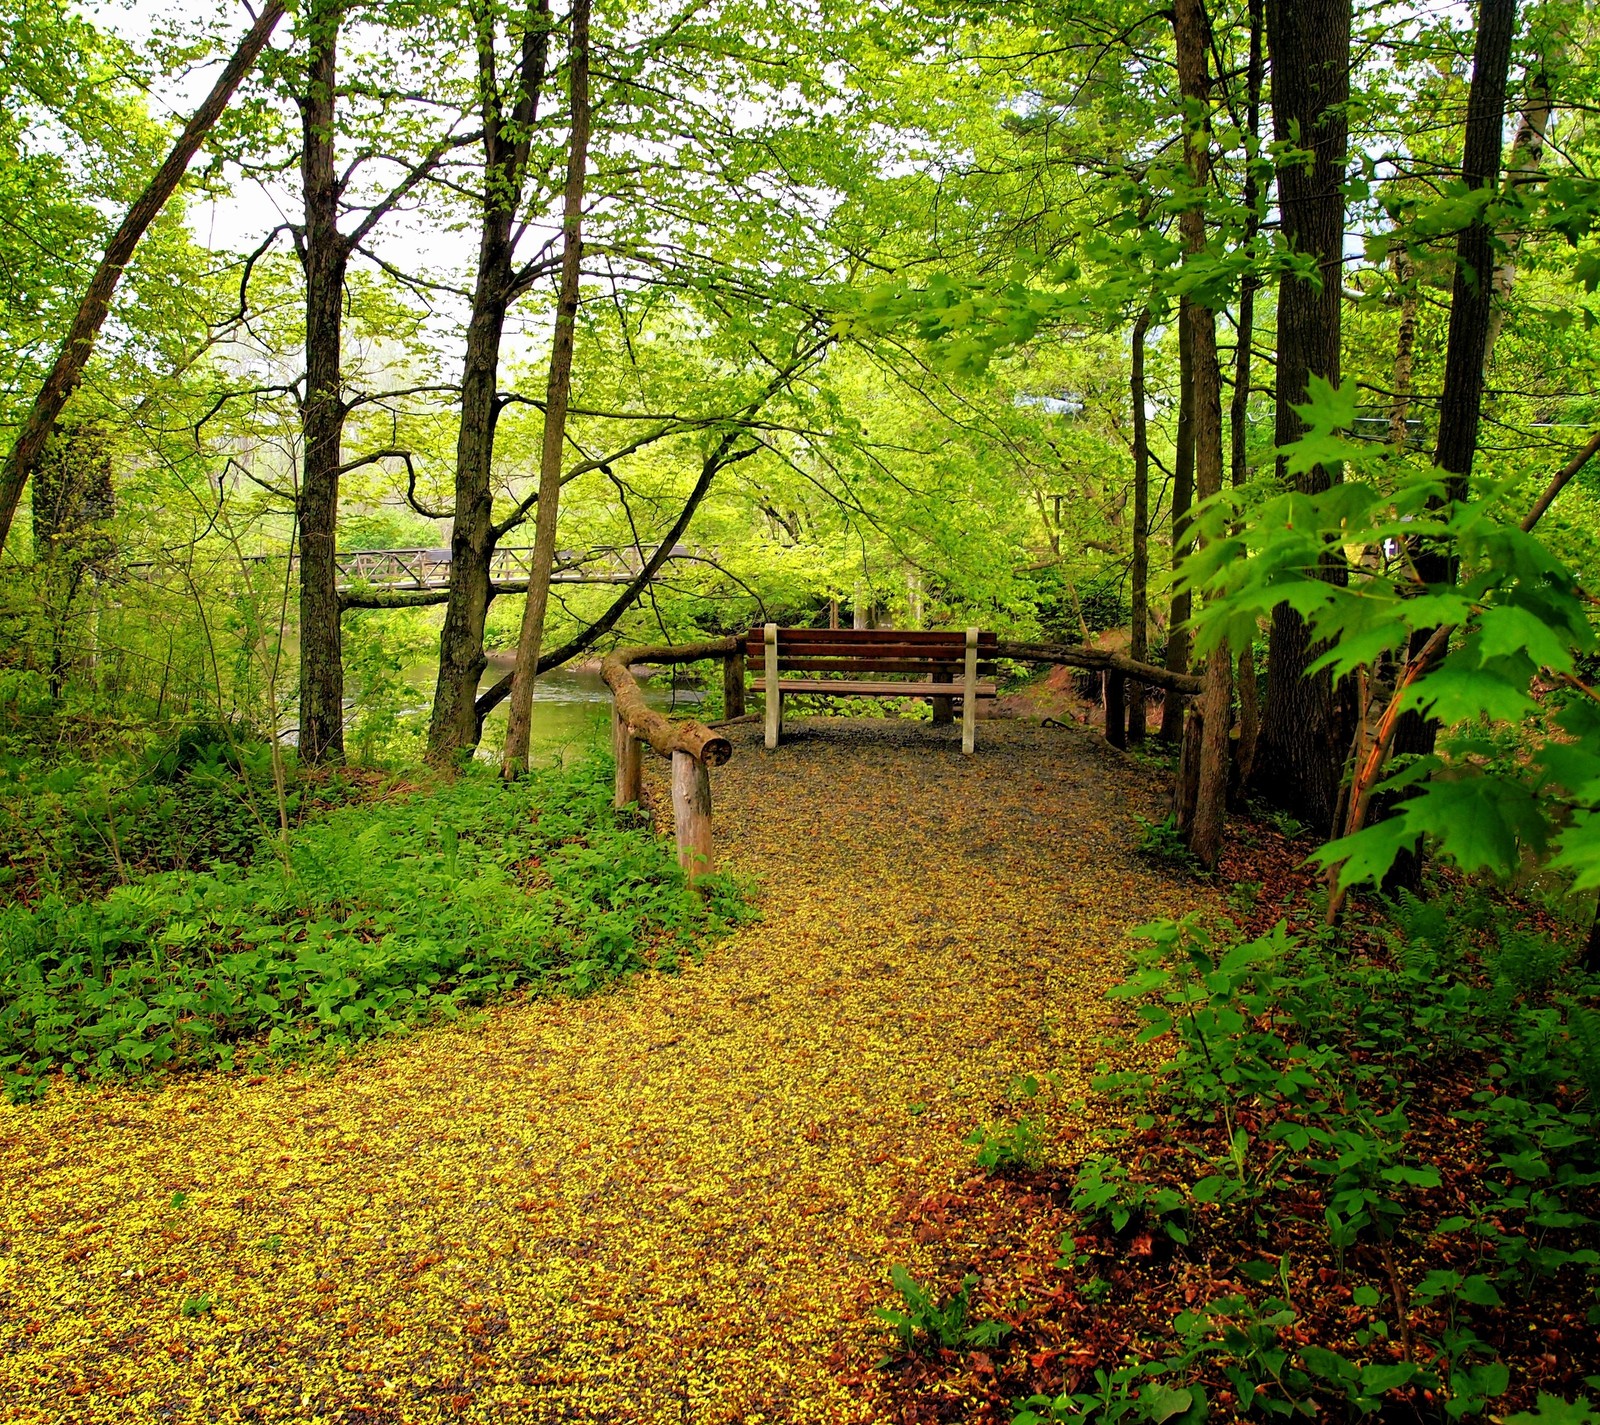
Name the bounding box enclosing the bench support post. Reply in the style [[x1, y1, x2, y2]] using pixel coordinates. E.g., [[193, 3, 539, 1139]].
[[612, 702, 642, 808], [671, 749, 714, 883], [932, 662, 954, 725], [723, 650, 746, 719], [1105, 669, 1127, 749], [961, 626, 978, 754], [764, 622, 780, 749]]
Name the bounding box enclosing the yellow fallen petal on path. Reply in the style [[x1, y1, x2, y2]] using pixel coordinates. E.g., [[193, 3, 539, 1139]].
[[0, 720, 1195, 1423]]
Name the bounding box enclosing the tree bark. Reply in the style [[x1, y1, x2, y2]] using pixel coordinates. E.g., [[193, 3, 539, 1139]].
[[1483, 47, 1556, 372], [1388, 245, 1420, 447], [1128, 307, 1151, 745], [1232, 0, 1265, 790], [428, 0, 552, 763], [1382, 0, 1518, 890], [1434, 0, 1517, 500], [1251, 0, 1352, 832], [1159, 300, 1195, 742], [297, 0, 350, 764], [0, 0, 287, 556], [1172, 0, 1232, 870], [502, 0, 594, 778]]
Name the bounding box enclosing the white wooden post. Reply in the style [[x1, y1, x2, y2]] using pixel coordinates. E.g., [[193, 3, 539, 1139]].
[[961, 626, 979, 755], [611, 702, 641, 808], [672, 749, 714, 883], [764, 622, 781, 749]]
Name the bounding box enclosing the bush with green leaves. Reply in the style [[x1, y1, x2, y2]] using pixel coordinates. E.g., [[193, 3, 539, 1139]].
[[0, 753, 755, 1100], [1186, 375, 1600, 909], [876, 1264, 1011, 1358], [0, 719, 328, 900], [1061, 900, 1600, 1421]]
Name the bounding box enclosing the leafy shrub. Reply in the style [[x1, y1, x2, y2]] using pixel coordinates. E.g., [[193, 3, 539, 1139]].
[[0, 722, 329, 900], [1065, 901, 1600, 1418], [876, 1264, 1010, 1356], [1132, 814, 1202, 874], [0, 753, 754, 1100]]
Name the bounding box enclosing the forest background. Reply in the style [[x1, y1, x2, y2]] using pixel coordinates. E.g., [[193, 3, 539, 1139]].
[[6, 0, 1600, 1418]]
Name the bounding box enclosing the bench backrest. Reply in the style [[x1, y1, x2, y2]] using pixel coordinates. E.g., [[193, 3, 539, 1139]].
[[744, 626, 999, 676]]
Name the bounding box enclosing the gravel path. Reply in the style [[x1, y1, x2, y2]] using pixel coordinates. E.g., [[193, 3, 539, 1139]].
[[0, 718, 1192, 1424]]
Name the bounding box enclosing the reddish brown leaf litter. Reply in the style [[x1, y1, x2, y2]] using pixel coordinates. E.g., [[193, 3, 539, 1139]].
[[0, 718, 1196, 1423]]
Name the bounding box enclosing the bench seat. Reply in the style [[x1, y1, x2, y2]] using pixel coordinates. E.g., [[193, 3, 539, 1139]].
[[753, 678, 997, 697]]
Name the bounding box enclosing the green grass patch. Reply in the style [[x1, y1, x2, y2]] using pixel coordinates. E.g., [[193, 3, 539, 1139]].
[[0, 753, 754, 1100]]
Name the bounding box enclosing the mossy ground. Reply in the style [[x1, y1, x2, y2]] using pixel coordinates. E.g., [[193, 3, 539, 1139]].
[[0, 719, 1195, 1423]]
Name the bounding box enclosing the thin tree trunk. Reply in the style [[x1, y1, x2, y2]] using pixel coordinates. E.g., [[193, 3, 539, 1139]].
[[297, 0, 349, 764], [428, 0, 551, 764], [1484, 26, 1559, 372], [502, 0, 593, 778], [1388, 245, 1420, 447], [1172, 0, 1231, 870], [1159, 301, 1195, 742], [1128, 307, 1152, 745], [0, 0, 287, 555], [1252, 0, 1352, 832], [1232, 0, 1265, 789]]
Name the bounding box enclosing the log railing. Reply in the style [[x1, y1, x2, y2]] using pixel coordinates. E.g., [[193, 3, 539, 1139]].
[[601, 637, 739, 886], [600, 632, 1199, 886]]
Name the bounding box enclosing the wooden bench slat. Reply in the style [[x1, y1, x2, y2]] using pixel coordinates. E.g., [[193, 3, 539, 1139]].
[[750, 656, 998, 675], [754, 678, 997, 696], [747, 633, 998, 651]]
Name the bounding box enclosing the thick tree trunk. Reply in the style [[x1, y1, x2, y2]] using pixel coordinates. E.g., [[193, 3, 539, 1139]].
[[502, 0, 593, 777], [0, 0, 287, 556], [1382, 0, 1517, 888], [428, 0, 551, 763], [1159, 302, 1195, 742], [1251, 0, 1352, 832], [1434, 0, 1517, 502], [1172, 0, 1231, 870], [297, 2, 349, 764], [1128, 308, 1151, 745]]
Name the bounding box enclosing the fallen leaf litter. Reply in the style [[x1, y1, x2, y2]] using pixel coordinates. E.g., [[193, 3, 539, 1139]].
[[0, 717, 1198, 1423]]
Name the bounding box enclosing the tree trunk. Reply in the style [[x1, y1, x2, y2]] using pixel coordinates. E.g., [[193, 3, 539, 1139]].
[[428, 0, 552, 764], [0, 0, 287, 556], [1159, 300, 1195, 742], [1251, 0, 1352, 832], [1128, 307, 1151, 745], [1484, 16, 1557, 372], [1382, 0, 1518, 890], [1172, 0, 1231, 871], [297, 0, 350, 765], [1434, 0, 1517, 502], [1388, 245, 1420, 447], [502, 0, 593, 778], [1231, 0, 1265, 790]]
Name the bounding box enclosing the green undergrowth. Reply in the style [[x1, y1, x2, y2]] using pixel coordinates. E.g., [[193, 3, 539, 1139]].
[[1018, 894, 1600, 1422], [0, 712, 360, 902], [0, 753, 755, 1101]]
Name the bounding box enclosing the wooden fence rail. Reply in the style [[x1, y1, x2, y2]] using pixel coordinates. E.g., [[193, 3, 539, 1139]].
[[599, 632, 1199, 886]]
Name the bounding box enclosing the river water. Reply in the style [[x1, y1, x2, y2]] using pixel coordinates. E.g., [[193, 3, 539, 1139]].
[[402, 655, 706, 763]]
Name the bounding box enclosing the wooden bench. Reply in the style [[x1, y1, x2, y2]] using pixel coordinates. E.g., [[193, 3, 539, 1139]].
[[748, 624, 998, 754]]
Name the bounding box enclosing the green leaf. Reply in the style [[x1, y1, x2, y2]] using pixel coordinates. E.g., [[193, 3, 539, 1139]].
[[1360, 1362, 1419, 1394]]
